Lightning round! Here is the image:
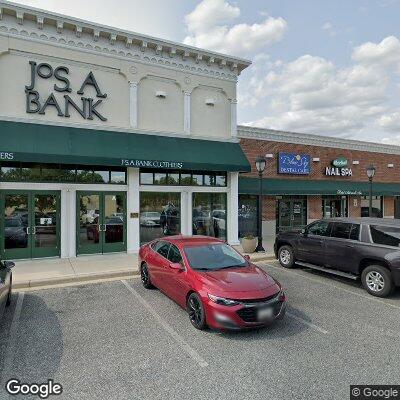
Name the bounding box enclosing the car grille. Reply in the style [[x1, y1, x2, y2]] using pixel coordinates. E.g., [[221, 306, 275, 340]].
[[237, 299, 283, 323], [237, 292, 279, 304]]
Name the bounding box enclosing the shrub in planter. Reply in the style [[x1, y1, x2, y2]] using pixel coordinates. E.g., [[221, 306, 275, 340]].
[[241, 234, 258, 253]]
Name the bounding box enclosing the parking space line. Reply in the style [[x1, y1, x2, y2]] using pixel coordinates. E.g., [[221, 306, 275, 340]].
[[121, 280, 209, 368], [1, 292, 25, 386], [286, 311, 329, 335], [263, 263, 400, 310]]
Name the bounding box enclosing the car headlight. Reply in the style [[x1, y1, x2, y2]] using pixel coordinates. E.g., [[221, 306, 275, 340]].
[[208, 293, 240, 306]]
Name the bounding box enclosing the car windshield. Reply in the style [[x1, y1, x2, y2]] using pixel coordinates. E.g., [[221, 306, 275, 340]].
[[184, 243, 247, 271], [5, 218, 22, 227]]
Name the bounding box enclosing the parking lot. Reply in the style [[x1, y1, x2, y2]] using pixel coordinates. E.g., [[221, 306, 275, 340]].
[[1, 261, 400, 400]]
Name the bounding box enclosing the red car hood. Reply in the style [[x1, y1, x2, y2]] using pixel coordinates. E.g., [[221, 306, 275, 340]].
[[196, 265, 278, 296]]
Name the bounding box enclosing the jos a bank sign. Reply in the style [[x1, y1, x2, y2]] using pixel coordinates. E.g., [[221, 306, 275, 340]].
[[25, 61, 107, 121]]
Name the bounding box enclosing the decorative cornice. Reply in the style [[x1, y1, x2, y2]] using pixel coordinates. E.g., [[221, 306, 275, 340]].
[[238, 125, 400, 156], [0, 1, 251, 82]]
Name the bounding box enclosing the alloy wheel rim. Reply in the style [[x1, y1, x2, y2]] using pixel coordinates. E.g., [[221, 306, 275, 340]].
[[280, 249, 291, 265], [141, 265, 149, 285], [188, 297, 202, 326], [366, 271, 385, 292]]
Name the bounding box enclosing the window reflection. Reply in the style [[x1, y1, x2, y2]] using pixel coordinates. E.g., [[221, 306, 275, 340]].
[[238, 195, 257, 238], [192, 193, 227, 240], [140, 192, 181, 244]]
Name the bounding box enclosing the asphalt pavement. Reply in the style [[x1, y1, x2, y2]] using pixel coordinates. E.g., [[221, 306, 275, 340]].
[[1, 261, 400, 400]]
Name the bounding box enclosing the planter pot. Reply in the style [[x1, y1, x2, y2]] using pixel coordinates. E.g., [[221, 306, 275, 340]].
[[241, 237, 258, 253]]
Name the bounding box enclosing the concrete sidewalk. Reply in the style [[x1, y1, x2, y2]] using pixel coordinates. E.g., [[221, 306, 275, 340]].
[[12, 239, 276, 289], [13, 253, 139, 289]]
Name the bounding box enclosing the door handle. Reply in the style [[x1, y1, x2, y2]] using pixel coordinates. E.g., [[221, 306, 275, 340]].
[[26, 226, 30, 235], [32, 226, 36, 235]]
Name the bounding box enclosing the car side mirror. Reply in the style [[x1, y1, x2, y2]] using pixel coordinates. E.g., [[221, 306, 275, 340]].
[[2, 261, 15, 269], [243, 255, 250, 261], [169, 262, 184, 271], [301, 229, 307, 236]]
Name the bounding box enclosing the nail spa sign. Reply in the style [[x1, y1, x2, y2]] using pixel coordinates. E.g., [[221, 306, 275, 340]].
[[25, 61, 108, 121], [325, 157, 353, 177]]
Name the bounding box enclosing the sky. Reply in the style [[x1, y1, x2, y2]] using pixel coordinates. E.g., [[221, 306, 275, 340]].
[[10, 0, 400, 144]]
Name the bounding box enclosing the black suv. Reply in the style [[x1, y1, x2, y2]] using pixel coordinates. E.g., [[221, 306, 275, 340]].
[[274, 218, 400, 297]]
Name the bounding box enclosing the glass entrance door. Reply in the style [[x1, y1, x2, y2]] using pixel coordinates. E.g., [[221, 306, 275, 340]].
[[277, 197, 307, 233], [323, 197, 348, 218], [77, 192, 126, 255], [1, 191, 60, 259]]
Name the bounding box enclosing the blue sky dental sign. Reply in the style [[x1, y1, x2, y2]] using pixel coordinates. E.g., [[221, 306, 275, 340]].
[[325, 157, 352, 176], [278, 153, 310, 175]]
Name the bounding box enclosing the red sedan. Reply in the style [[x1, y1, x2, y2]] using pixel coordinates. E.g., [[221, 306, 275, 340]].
[[139, 236, 286, 330]]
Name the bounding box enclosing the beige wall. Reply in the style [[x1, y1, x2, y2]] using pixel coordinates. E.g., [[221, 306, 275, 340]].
[[0, 32, 237, 139], [138, 76, 184, 133], [191, 86, 231, 138]]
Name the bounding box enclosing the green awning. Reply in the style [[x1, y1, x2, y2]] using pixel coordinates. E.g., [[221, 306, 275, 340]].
[[0, 120, 250, 172], [239, 177, 400, 196]]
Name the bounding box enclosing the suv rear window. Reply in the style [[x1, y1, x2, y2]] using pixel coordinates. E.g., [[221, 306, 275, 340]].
[[370, 225, 400, 247]]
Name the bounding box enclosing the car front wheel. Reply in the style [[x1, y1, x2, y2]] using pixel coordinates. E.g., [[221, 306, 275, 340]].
[[361, 265, 393, 297], [140, 263, 154, 289], [6, 276, 12, 306], [187, 293, 207, 330], [278, 245, 295, 268]]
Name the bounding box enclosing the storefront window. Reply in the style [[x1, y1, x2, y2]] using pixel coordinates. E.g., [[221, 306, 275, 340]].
[[361, 196, 383, 217], [154, 172, 167, 185], [277, 196, 307, 233], [238, 195, 258, 238], [180, 174, 193, 185], [192, 193, 227, 240], [110, 171, 126, 184], [215, 174, 227, 187], [192, 174, 203, 186], [322, 196, 348, 218], [139, 169, 227, 187], [93, 170, 110, 183], [140, 192, 181, 244], [0, 163, 126, 184]]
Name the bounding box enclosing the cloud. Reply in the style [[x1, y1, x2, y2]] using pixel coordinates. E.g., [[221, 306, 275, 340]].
[[240, 36, 400, 138], [183, 0, 287, 56], [352, 36, 400, 66]]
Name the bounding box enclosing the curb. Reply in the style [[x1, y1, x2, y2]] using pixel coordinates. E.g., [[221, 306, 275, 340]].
[[249, 255, 277, 263], [13, 269, 140, 289]]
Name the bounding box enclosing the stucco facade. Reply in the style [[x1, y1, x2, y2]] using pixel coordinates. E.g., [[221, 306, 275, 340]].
[[0, 2, 251, 260]]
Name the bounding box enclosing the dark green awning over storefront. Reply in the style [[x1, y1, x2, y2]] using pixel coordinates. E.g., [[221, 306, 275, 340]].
[[0, 120, 251, 172], [239, 177, 400, 196]]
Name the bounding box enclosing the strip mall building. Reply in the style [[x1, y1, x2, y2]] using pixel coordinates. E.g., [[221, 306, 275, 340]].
[[1, 2, 400, 260]]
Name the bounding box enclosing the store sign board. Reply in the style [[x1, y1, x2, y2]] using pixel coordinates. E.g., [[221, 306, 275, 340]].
[[25, 61, 107, 121], [278, 153, 310, 175], [0, 152, 14, 160], [332, 157, 348, 168], [326, 157, 352, 177], [121, 159, 184, 169], [337, 190, 362, 195]]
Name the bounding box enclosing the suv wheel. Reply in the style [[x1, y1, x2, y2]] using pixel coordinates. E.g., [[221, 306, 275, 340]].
[[278, 245, 295, 268], [361, 265, 393, 297]]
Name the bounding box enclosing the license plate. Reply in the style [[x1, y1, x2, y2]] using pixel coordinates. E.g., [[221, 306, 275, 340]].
[[257, 307, 273, 321]]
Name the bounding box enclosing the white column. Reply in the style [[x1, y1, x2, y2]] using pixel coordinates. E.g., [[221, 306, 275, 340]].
[[230, 99, 238, 138], [129, 81, 138, 128], [127, 167, 140, 253], [180, 191, 192, 235], [184, 91, 191, 134], [227, 172, 240, 245], [60, 189, 69, 258], [68, 189, 76, 257]]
